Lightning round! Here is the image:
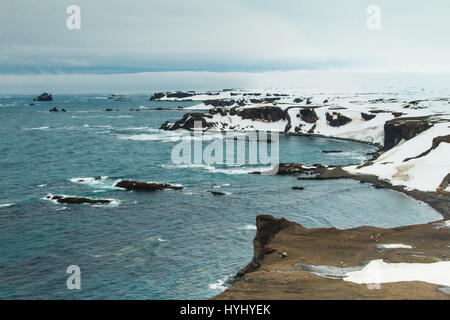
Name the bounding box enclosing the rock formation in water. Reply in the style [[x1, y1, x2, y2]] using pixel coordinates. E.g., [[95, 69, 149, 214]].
[[47, 195, 111, 204], [33, 93, 53, 101], [115, 180, 183, 191]]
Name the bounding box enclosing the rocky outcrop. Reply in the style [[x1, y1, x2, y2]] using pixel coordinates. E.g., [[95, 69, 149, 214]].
[[215, 215, 450, 299], [160, 113, 213, 130], [236, 215, 291, 277], [236, 106, 287, 122], [150, 91, 196, 101], [383, 117, 433, 150], [250, 163, 328, 176], [33, 93, 53, 101], [325, 112, 352, 127], [115, 180, 183, 191], [149, 92, 166, 101], [299, 108, 318, 123], [361, 112, 376, 121], [47, 195, 111, 204], [49, 107, 58, 112], [204, 99, 235, 107]]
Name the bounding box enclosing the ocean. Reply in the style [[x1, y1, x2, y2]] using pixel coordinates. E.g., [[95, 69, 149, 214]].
[[0, 94, 442, 299]]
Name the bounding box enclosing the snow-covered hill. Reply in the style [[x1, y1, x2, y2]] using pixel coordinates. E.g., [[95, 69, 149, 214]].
[[158, 89, 450, 192]]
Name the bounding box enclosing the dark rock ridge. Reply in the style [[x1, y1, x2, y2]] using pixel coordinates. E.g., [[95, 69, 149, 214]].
[[115, 180, 183, 191], [47, 195, 111, 204], [33, 92, 53, 101], [361, 112, 376, 121], [150, 91, 196, 100], [208, 190, 226, 196], [160, 113, 213, 130], [216, 215, 450, 299], [204, 99, 236, 107], [160, 106, 288, 131], [237, 106, 287, 122], [383, 116, 433, 150], [298, 108, 318, 123], [159, 106, 438, 154], [322, 150, 343, 153], [325, 112, 352, 127], [150, 91, 222, 101], [236, 215, 291, 277]]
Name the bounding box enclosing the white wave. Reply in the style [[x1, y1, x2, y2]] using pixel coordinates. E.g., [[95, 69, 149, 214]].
[[208, 277, 230, 291], [161, 162, 273, 175], [23, 126, 49, 131], [69, 176, 107, 185], [69, 176, 121, 190], [117, 131, 224, 142], [37, 184, 47, 187], [206, 166, 273, 175], [183, 191, 200, 196], [93, 199, 121, 207], [115, 127, 156, 131], [158, 238, 168, 242], [0, 203, 15, 208], [106, 115, 133, 118], [239, 224, 257, 230]]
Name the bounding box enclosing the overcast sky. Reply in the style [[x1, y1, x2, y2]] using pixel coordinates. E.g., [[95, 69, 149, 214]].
[[1, 0, 449, 92]]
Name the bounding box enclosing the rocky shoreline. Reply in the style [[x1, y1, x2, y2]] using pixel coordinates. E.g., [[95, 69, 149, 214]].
[[156, 89, 449, 299], [214, 215, 449, 299]]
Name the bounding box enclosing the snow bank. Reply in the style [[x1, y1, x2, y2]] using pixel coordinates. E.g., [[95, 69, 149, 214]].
[[344, 259, 450, 286], [346, 122, 450, 192]]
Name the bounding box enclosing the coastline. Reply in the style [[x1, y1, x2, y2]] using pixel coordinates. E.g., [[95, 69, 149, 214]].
[[156, 90, 450, 300], [213, 215, 449, 300]]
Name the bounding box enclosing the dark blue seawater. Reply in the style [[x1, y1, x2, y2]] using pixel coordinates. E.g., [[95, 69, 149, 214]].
[[0, 94, 442, 299]]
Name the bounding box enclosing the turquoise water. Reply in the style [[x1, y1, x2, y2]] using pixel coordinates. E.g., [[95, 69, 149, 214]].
[[0, 94, 442, 299]]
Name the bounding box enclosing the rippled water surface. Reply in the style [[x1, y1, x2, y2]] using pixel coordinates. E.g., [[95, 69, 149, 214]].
[[0, 95, 442, 299]]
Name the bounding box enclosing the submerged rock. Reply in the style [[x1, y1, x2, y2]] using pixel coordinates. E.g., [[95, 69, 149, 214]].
[[33, 92, 53, 101], [322, 150, 343, 153], [208, 190, 226, 196], [114, 180, 183, 191]]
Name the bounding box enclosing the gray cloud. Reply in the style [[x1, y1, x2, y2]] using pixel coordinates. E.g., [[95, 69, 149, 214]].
[[1, 0, 449, 75]]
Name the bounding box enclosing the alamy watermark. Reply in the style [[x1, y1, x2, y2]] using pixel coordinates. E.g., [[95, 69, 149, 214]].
[[66, 265, 81, 290], [170, 122, 279, 174], [367, 5, 381, 30], [66, 5, 81, 30]]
